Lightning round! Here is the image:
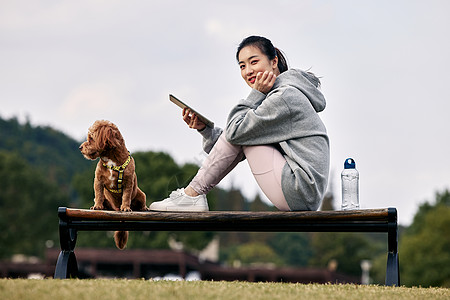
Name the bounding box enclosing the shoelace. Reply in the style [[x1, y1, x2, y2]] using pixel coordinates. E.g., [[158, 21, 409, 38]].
[[169, 188, 184, 198]]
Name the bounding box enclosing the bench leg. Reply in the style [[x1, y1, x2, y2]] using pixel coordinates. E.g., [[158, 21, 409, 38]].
[[55, 250, 78, 279], [386, 252, 399, 286], [385, 208, 400, 286], [54, 219, 78, 279]]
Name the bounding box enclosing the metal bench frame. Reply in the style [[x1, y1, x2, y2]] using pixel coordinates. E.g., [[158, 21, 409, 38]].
[[54, 206, 400, 286]]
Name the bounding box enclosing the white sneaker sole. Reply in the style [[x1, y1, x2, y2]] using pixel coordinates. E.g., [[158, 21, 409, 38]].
[[149, 205, 209, 212]]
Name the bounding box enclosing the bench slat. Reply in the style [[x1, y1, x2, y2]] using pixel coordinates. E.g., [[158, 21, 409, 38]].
[[62, 208, 390, 223]]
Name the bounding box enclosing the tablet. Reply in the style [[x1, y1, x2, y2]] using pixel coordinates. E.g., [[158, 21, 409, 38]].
[[169, 94, 214, 128]]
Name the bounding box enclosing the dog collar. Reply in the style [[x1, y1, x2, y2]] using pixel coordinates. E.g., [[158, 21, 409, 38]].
[[103, 154, 131, 194]]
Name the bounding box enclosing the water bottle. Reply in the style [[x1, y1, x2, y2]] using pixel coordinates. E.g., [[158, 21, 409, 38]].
[[341, 158, 359, 210]]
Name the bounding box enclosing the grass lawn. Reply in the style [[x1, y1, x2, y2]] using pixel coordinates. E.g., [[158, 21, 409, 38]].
[[0, 279, 449, 300]]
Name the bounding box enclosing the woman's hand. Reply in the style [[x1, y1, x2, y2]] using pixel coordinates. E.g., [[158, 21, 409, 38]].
[[254, 71, 276, 94], [183, 108, 206, 130]]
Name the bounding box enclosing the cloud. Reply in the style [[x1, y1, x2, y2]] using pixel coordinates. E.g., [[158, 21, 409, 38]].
[[59, 77, 134, 121], [205, 18, 257, 45]]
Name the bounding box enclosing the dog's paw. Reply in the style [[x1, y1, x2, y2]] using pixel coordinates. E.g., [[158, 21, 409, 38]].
[[120, 205, 132, 212], [90, 204, 104, 210]]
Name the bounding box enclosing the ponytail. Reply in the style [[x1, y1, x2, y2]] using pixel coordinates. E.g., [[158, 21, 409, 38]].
[[275, 47, 288, 73]]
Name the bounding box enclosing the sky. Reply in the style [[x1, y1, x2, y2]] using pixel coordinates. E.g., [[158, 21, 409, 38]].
[[1, 0, 449, 225]]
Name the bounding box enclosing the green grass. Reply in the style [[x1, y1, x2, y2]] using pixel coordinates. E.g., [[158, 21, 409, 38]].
[[0, 279, 448, 300]]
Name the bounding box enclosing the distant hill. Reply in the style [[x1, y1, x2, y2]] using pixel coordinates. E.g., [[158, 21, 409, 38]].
[[0, 116, 93, 191]]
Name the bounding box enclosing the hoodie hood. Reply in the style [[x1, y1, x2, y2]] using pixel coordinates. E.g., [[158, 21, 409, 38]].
[[273, 69, 326, 112]]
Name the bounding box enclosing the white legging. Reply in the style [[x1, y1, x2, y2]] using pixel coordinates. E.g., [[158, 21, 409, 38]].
[[189, 132, 291, 211]]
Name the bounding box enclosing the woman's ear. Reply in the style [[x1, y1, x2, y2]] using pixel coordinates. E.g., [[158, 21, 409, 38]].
[[272, 56, 279, 71]]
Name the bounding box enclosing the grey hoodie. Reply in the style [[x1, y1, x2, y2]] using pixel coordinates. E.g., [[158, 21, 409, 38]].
[[199, 69, 330, 211]]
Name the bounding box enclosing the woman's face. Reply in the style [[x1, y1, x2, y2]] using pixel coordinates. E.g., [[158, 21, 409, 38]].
[[238, 45, 279, 88]]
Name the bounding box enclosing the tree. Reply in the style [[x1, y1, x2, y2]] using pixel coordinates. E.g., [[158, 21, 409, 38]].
[[308, 232, 376, 277], [0, 116, 92, 191], [0, 151, 70, 258], [399, 190, 450, 287], [268, 232, 312, 267], [227, 242, 282, 266]]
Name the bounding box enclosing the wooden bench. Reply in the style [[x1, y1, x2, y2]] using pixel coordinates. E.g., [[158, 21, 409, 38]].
[[54, 207, 400, 286]]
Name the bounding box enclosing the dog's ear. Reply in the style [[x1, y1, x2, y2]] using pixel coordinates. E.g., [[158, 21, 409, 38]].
[[105, 125, 123, 149], [94, 125, 109, 151]]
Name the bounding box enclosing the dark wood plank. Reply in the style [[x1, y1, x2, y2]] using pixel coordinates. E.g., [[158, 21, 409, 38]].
[[64, 208, 390, 223]]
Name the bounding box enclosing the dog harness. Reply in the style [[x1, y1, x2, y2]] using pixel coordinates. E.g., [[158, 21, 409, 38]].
[[102, 154, 131, 194]]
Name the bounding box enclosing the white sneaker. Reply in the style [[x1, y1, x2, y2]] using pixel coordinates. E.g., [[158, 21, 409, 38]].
[[149, 188, 209, 212]]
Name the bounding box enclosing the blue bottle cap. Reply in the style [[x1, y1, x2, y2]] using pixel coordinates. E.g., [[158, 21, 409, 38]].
[[344, 158, 356, 169]]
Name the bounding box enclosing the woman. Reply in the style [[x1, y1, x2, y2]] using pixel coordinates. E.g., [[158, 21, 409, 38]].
[[150, 36, 329, 212]]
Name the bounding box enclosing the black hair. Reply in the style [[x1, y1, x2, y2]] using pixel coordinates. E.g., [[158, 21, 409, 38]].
[[236, 36, 289, 73]]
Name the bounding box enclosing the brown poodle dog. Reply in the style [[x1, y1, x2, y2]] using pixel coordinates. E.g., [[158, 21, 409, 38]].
[[79, 120, 147, 249]]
